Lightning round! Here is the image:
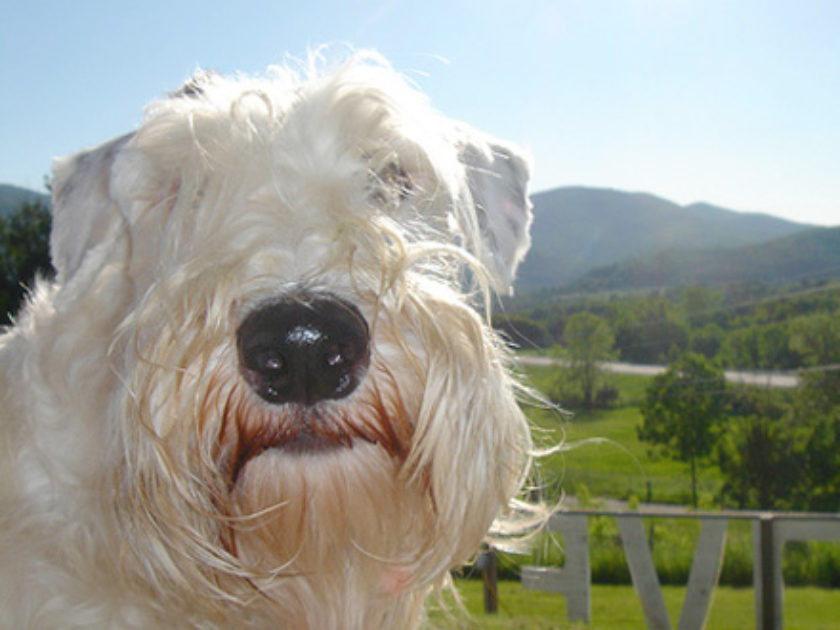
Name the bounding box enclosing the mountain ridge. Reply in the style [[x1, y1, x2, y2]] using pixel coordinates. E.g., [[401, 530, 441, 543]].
[[568, 225, 840, 292], [517, 186, 818, 289]]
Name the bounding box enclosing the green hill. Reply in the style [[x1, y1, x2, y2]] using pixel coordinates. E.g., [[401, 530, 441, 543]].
[[569, 225, 840, 291], [0, 184, 50, 217], [517, 187, 816, 289]]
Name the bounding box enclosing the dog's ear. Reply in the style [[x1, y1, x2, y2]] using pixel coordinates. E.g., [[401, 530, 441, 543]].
[[457, 133, 533, 295], [50, 133, 134, 282]]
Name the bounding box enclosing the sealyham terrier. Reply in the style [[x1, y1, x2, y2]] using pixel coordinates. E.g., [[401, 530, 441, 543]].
[[0, 52, 535, 629]]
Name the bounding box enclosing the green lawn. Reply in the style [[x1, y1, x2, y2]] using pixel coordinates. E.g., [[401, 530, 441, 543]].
[[425, 579, 840, 630], [521, 367, 723, 504], [539, 406, 723, 505]]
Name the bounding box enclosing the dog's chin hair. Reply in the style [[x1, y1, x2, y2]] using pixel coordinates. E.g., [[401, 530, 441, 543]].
[[219, 446, 433, 630], [230, 445, 433, 575]]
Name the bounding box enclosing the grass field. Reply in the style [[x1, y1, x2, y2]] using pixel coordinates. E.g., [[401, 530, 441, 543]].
[[522, 368, 723, 505], [533, 405, 723, 505], [425, 579, 840, 630]]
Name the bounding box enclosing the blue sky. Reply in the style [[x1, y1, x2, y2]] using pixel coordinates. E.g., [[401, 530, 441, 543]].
[[2, 0, 838, 226]]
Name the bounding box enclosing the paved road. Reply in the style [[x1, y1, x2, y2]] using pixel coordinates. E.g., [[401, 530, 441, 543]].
[[516, 356, 800, 389]]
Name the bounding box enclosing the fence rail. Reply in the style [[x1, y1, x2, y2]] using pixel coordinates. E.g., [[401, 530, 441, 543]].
[[511, 508, 840, 630]]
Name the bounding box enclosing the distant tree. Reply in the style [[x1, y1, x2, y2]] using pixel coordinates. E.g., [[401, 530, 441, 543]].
[[789, 312, 840, 366], [789, 313, 840, 414], [562, 311, 616, 408], [717, 386, 804, 510], [679, 285, 725, 328], [0, 201, 53, 323], [719, 377, 840, 512], [689, 323, 725, 359], [725, 383, 791, 420], [717, 414, 802, 509], [610, 296, 689, 363], [720, 322, 798, 370], [639, 352, 727, 508], [797, 409, 840, 511], [787, 313, 840, 510]]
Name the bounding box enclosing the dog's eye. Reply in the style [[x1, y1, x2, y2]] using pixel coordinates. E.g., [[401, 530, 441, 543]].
[[369, 162, 414, 209], [383, 163, 413, 200]]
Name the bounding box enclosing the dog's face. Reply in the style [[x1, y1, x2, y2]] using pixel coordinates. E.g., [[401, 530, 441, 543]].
[[45, 53, 533, 623]]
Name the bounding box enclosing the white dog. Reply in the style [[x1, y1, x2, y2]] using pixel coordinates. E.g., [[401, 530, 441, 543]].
[[0, 52, 534, 629]]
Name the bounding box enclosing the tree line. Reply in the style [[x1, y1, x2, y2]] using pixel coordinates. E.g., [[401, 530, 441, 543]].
[[496, 281, 840, 370]]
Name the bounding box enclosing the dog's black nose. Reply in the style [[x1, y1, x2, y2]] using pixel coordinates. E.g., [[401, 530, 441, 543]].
[[237, 295, 370, 406]]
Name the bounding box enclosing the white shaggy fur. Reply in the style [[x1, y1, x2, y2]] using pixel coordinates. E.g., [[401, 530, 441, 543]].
[[0, 52, 534, 629]]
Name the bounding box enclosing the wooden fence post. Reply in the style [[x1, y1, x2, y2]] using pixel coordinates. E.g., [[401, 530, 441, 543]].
[[478, 547, 498, 614], [760, 515, 778, 630]]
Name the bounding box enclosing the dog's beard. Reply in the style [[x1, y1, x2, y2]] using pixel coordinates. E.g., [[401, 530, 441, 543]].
[[229, 445, 435, 582], [228, 444, 435, 629], [218, 368, 430, 581]]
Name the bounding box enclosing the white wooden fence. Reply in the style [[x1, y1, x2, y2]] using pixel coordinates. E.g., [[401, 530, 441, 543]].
[[517, 509, 840, 630]]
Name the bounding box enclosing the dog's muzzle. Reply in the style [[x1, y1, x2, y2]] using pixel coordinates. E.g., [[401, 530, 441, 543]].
[[237, 294, 370, 406]]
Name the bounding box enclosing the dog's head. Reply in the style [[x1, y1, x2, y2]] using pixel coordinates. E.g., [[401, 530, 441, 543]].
[[48, 52, 534, 621], [51, 57, 531, 298]]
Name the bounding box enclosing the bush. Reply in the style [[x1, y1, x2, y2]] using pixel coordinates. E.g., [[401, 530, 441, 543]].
[[783, 541, 840, 587], [549, 368, 619, 410], [719, 523, 754, 586]]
